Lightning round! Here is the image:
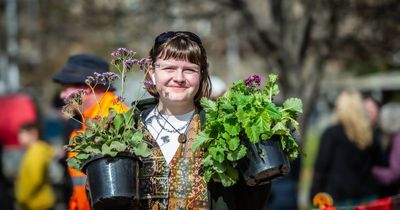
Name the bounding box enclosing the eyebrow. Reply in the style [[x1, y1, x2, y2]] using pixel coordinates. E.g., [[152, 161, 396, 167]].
[[157, 63, 200, 70]]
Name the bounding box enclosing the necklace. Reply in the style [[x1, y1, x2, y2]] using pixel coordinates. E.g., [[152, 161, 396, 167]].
[[155, 107, 194, 143], [154, 108, 187, 133]]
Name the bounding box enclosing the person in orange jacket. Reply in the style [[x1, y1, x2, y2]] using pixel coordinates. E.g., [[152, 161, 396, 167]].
[[53, 54, 127, 210]]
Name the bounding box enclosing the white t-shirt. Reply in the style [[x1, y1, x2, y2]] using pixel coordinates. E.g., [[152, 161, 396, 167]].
[[145, 108, 194, 164]]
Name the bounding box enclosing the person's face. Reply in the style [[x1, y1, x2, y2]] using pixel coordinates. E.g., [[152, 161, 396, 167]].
[[18, 130, 37, 147], [59, 84, 87, 101], [152, 58, 201, 105], [364, 98, 379, 126]]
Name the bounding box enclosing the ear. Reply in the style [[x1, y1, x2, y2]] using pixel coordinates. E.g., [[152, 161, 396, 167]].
[[151, 74, 156, 84]]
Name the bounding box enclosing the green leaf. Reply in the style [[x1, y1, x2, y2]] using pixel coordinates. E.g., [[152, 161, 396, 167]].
[[255, 111, 271, 132], [268, 73, 278, 84], [283, 98, 303, 113], [218, 169, 237, 187], [272, 121, 289, 135], [66, 158, 81, 170], [266, 103, 281, 120], [224, 124, 240, 136], [226, 145, 247, 161], [85, 146, 101, 154], [133, 142, 151, 157], [192, 131, 210, 152], [209, 147, 225, 163], [203, 154, 214, 166], [129, 131, 144, 145], [76, 153, 90, 160], [204, 167, 215, 182], [109, 141, 127, 151], [113, 114, 124, 133], [101, 144, 111, 154], [108, 150, 118, 157], [201, 98, 217, 112], [212, 161, 226, 173], [123, 108, 134, 125], [226, 136, 240, 151], [221, 102, 234, 111], [245, 124, 263, 143]]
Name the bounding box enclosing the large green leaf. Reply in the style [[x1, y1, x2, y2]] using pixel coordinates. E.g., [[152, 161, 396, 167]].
[[192, 131, 210, 152], [283, 98, 303, 113], [113, 114, 124, 133], [201, 98, 217, 112], [133, 142, 151, 157], [209, 147, 225, 163], [226, 136, 240, 151], [109, 141, 127, 151]]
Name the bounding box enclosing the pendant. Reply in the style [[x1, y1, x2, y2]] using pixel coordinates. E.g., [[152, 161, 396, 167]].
[[178, 134, 187, 143]]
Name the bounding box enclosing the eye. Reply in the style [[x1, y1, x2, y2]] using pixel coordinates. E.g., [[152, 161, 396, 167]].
[[160, 67, 175, 72], [184, 68, 199, 74]]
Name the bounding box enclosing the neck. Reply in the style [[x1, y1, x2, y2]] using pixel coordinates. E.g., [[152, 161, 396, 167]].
[[157, 100, 195, 115]]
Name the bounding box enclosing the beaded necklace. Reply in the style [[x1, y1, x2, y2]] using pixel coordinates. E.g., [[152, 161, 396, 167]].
[[154, 107, 195, 143]]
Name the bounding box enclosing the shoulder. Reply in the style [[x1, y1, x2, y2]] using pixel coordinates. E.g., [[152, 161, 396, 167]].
[[29, 141, 54, 158], [133, 97, 158, 121], [134, 98, 157, 111], [322, 124, 341, 136]]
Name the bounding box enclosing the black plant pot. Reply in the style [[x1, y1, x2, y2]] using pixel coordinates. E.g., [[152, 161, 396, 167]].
[[82, 154, 139, 210], [239, 136, 290, 186]]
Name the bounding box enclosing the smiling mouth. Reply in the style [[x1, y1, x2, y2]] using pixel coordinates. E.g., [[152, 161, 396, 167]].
[[170, 86, 186, 89]]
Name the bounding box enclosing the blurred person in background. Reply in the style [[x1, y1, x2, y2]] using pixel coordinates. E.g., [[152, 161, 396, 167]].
[[0, 143, 15, 210], [53, 53, 127, 210], [363, 95, 397, 197], [310, 89, 381, 206], [15, 122, 55, 210], [372, 102, 400, 196]]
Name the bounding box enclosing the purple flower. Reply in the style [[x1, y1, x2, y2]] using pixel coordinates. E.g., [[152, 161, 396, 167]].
[[123, 59, 139, 72], [64, 89, 86, 105], [111, 48, 136, 59], [138, 57, 152, 71], [244, 74, 261, 92], [102, 72, 120, 82], [85, 76, 96, 86]]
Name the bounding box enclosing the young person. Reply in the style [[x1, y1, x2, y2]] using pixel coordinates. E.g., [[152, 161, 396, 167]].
[[135, 31, 271, 210], [310, 90, 381, 206], [15, 123, 55, 210]]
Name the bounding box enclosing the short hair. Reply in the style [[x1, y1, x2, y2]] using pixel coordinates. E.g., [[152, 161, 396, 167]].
[[19, 122, 41, 135], [144, 31, 211, 106]]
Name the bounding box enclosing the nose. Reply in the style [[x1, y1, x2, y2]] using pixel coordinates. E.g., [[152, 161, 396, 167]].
[[59, 89, 69, 100], [173, 69, 185, 83]]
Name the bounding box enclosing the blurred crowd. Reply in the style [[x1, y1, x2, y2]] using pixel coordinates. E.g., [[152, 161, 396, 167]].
[[0, 55, 399, 210]]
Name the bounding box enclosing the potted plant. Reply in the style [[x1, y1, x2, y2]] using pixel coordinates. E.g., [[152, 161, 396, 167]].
[[62, 48, 152, 209], [193, 74, 302, 187]]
